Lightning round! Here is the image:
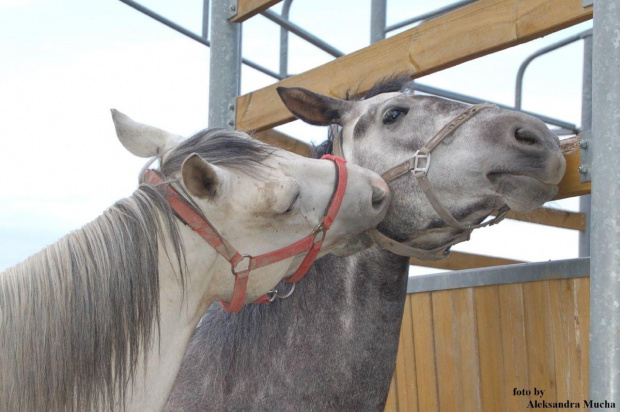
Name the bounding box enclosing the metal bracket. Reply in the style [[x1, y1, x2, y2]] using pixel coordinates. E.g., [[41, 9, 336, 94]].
[[583, 0, 593, 7], [579, 129, 592, 183], [227, 0, 238, 19], [227, 98, 237, 129]]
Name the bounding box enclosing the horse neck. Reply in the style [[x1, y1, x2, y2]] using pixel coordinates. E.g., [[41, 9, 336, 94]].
[[0, 189, 221, 412], [127, 210, 228, 411], [165, 246, 410, 411]]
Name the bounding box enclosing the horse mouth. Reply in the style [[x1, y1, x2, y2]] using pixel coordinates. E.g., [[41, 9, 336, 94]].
[[487, 172, 558, 213]]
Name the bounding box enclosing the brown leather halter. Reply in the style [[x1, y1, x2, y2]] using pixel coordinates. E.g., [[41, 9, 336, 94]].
[[334, 102, 509, 260], [143, 154, 348, 312]]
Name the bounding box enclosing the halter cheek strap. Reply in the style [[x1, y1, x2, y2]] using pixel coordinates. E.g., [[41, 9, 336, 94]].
[[354, 102, 509, 259], [144, 155, 348, 313]]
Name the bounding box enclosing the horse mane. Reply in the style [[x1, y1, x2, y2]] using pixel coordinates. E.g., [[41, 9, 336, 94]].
[[0, 128, 274, 412], [313, 74, 413, 158]]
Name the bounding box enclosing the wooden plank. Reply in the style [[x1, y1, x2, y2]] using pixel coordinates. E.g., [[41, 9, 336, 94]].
[[499, 283, 530, 412], [411, 251, 523, 271], [230, 0, 282, 23], [548, 279, 578, 406], [399, 297, 419, 412], [384, 374, 398, 412], [432, 290, 459, 412], [235, 0, 592, 132], [555, 137, 591, 200], [253, 129, 312, 156], [573, 277, 590, 403], [500, 208, 586, 231], [410, 293, 439, 412], [392, 333, 407, 412], [452, 288, 481, 411], [474, 285, 506, 411], [523, 281, 557, 409]]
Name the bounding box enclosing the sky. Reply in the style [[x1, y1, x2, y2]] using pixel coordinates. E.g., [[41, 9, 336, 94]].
[[0, 0, 593, 273]]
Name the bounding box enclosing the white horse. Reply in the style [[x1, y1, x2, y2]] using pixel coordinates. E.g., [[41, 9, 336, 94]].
[[0, 111, 390, 412]]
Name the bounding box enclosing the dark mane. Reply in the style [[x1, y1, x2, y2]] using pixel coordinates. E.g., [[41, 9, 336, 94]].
[[312, 74, 413, 158], [161, 128, 276, 177]]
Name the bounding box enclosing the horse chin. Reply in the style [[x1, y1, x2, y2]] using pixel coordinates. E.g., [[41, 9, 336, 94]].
[[330, 232, 376, 256], [489, 173, 559, 213]]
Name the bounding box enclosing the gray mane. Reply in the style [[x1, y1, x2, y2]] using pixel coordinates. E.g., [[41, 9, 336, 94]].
[[0, 128, 274, 412], [160, 128, 275, 177]]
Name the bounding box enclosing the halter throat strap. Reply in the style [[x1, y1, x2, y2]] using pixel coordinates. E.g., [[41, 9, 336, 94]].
[[143, 155, 348, 312]]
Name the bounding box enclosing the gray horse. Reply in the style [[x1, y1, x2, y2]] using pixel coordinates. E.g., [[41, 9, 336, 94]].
[[165, 76, 566, 411]]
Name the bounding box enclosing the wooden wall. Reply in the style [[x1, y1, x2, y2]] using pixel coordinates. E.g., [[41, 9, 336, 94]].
[[384, 278, 590, 412]]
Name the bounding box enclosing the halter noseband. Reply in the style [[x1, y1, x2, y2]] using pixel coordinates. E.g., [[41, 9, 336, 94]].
[[334, 102, 509, 259], [144, 154, 347, 312]]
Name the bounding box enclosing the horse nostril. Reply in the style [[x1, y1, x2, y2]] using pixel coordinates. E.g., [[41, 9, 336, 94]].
[[371, 185, 387, 206], [515, 128, 538, 146]]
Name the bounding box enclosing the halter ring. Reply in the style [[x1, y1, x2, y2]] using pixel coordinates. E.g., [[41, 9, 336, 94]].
[[312, 223, 327, 244], [231, 254, 253, 278]]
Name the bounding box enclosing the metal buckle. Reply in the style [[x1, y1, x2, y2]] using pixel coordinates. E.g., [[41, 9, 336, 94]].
[[267, 282, 296, 302], [491, 207, 509, 225], [231, 254, 252, 277], [312, 223, 327, 244], [410, 150, 431, 176]]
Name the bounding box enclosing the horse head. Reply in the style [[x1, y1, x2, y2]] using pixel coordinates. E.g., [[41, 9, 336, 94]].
[[277, 79, 565, 258]]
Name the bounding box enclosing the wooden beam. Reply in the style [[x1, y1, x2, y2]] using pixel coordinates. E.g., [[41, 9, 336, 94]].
[[501, 208, 586, 231], [252, 129, 312, 156], [411, 252, 523, 271], [235, 0, 592, 132], [555, 135, 590, 199], [230, 0, 282, 23]]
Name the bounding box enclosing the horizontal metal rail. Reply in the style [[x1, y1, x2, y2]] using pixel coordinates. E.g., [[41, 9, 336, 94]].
[[261, 9, 344, 58], [407, 257, 589, 293], [414, 82, 579, 133], [119, 0, 283, 80], [385, 0, 477, 34], [515, 28, 593, 110]]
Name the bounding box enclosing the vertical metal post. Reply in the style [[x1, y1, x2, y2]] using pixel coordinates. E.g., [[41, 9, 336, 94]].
[[579, 34, 592, 257], [370, 0, 386, 43], [589, 0, 620, 407], [208, 1, 242, 128], [279, 0, 294, 77]]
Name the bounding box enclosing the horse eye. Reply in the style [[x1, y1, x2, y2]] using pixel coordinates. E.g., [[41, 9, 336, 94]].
[[282, 192, 300, 214], [383, 107, 409, 124]]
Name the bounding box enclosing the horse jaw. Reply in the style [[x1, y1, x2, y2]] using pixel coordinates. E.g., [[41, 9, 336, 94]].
[[329, 232, 376, 256]]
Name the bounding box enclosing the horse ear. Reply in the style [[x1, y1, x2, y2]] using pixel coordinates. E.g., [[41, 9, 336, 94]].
[[111, 109, 184, 158], [277, 87, 353, 126], [181, 153, 221, 200]]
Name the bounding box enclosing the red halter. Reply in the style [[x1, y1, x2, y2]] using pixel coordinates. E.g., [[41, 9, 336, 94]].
[[144, 154, 347, 312]]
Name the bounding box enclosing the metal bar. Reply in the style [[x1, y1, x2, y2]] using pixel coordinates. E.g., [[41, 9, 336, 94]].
[[414, 82, 579, 132], [209, 0, 242, 128], [120, 0, 210, 46], [279, 0, 293, 77], [385, 0, 477, 33], [589, 0, 620, 406], [119, 0, 281, 80], [370, 0, 387, 43], [579, 33, 592, 257], [515, 28, 592, 110], [407, 257, 589, 294], [261, 9, 344, 58], [202, 0, 209, 39]]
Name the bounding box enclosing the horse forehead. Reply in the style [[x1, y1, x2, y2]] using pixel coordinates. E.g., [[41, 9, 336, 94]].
[[356, 92, 402, 112]]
